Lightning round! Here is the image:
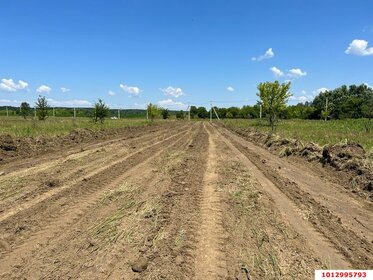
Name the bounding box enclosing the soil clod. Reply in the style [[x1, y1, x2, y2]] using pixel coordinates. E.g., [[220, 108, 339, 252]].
[[131, 257, 148, 272]]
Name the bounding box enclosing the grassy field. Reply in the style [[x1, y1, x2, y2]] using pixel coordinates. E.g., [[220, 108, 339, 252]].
[[224, 118, 373, 151], [0, 117, 152, 138]]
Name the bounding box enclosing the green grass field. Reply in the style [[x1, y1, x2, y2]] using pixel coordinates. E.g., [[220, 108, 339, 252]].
[[224, 119, 373, 151], [0, 117, 151, 138]]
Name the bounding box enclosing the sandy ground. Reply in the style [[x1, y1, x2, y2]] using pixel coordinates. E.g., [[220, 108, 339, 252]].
[[0, 122, 371, 279]]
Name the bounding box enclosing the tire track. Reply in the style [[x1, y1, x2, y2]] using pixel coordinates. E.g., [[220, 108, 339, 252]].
[[211, 123, 351, 269], [194, 123, 228, 279], [0, 124, 186, 212], [0, 123, 183, 183], [0, 126, 188, 224], [0, 125, 195, 263], [216, 124, 373, 268], [138, 123, 209, 280], [0, 123, 198, 279]]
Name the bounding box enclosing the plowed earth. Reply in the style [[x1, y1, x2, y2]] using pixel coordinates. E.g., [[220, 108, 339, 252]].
[[0, 122, 372, 279]]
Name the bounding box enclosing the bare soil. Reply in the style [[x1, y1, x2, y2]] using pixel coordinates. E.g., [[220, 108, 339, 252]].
[[0, 122, 372, 279]]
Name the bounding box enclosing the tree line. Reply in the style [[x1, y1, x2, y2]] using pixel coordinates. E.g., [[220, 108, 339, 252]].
[[1, 83, 372, 124], [188, 83, 373, 121]]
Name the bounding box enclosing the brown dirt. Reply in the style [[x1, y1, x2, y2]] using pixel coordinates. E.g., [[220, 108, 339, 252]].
[[0, 121, 372, 279], [0, 122, 175, 165], [225, 125, 373, 200]]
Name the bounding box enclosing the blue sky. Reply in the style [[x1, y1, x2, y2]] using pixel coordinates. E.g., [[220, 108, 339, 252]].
[[1, 0, 372, 109]]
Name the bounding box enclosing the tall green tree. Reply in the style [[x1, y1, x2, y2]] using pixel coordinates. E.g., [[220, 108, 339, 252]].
[[190, 106, 198, 119], [312, 84, 373, 119], [20, 102, 31, 119], [161, 108, 170, 119], [197, 106, 208, 119], [147, 103, 160, 121], [176, 110, 185, 119], [362, 97, 373, 132], [256, 81, 292, 131], [93, 99, 110, 123], [35, 95, 49, 120]]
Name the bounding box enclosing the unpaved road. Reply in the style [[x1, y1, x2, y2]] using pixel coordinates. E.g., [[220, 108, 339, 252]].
[[0, 122, 372, 279]]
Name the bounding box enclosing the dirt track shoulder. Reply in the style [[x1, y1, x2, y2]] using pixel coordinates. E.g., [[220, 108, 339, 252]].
[[215, 124, 373, 269]]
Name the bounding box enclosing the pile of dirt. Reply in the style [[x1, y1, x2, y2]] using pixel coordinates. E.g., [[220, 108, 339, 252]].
[[224, 125, 373, 199], [0, 124, 159, 164]]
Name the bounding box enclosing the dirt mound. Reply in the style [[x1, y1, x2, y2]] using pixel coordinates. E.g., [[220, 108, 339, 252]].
[[224, 125, 373, 200], [0, 135, 17, 152], [0, 124, 163, 164]]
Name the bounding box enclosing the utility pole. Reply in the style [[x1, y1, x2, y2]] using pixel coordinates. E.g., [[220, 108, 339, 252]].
[[212, 106, 220, 120], [146, 105, 149, 121], [260, 103, 262, 119], [210, 102, 212, 122], [118, 108, 120, 119], [188, 103, 191, 121], [74, 107, 76, 118]]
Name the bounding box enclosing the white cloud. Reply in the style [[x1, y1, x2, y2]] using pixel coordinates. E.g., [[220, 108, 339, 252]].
[[270, 66, 284, 77], [0, 99, 19, 105], [227, 86, 235, 92], [312, 87, 329, 96], [108, 90, 116, 96], [252, 48, 274, 61], [160, 86, 184, 98], [0, 78, 29, 92], [288, 68, 307, 78], [120, 84, 142, 95], [301, 90, 307, 95], [364, 83, 372, 89], [46, 98, 92, 107], [345, 39, 373, 56], [158, 99, 186, 110], [60, 87, 70, 93], [290, 96, 310, 103], [36, 85, 52, 94], [132, 102, 148, 109], [315, 87, 329, 94]]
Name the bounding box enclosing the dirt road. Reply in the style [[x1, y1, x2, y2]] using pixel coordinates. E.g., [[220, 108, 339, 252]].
[[0, 122, 372, 279]]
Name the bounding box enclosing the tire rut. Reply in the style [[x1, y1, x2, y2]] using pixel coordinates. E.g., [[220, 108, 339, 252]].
[[0, 124, 186, 213], [194, 123, 228, 279], [0, 125, 194, 266], [217, 125, 373, 268], [213, 124, 351, 269], [0, 124, 199, 279]]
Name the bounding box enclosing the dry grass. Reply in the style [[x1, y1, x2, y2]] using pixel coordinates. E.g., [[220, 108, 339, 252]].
[[219, 160, 321, 279], [224, 119, 373, 150], [0, 117, 151, 137]]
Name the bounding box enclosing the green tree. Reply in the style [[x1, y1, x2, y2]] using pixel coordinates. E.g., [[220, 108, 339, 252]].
[[147, 103, 160, 121], [227, 107, 240, 118], [20, 102, 31, 119], [93, 99, 110, 123], [197, 106, 208, 119], [217, 107, 227, 118], [312, 84, 373, 120], [362, 97, 373, 132], [35, 95, 49, 120], [161, 108, 170, 119], [176, 110, 185, 119], [190, 106, 198, 119], [257, 81, 292, 131]]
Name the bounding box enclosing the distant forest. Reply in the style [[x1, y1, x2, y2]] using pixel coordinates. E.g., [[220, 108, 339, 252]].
[[0, 107, 147, 118], [1, 84, 372, 120]]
